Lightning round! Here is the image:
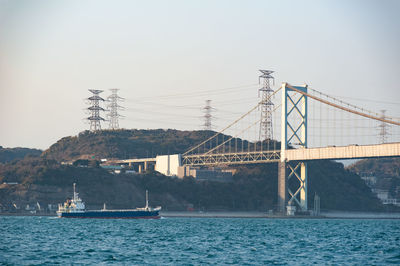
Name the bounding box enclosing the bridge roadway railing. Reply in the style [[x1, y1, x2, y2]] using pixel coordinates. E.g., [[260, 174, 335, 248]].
[[182, 142, 400, 166], [113, 143, 399, 167], [285, 142, 400, 161], [114, 158, 156, 164], [182, 150, 281, 166]]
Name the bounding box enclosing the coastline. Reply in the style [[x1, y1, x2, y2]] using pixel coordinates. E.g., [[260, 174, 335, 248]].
[[161, 211, 400, 219], [2, 210, 400, 219]]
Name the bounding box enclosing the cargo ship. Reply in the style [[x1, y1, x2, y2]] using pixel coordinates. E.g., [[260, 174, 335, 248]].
[[57, 183, 161, 219]]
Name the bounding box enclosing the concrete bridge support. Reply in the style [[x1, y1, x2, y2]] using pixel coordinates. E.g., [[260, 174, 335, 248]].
[[277, 161, 287, 213], [300, 162, 307, 210], [287, 161, 307, 211]]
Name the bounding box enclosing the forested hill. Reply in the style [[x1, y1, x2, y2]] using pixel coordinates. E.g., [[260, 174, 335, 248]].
[[42, 129, 218, 161], [0, 129, 388, 212], [348, 158, 400, 178], [0, 157, 384, 212], [0, 146, 42, 163]]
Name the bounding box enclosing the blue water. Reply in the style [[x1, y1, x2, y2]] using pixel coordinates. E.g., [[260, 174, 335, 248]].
[[1, 217, 399, 265]]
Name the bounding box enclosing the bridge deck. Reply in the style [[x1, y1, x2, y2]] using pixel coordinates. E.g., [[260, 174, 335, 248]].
[[115, 143, 400, 167], [115, 158, 156, 164], [285, 143, 400, 161], [182, 143, 400, 166], [182, 150, 281, 166]]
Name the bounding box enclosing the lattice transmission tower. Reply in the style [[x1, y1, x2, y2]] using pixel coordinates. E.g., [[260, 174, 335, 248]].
[[86, 89, 105, 131], [203, 100, 214, 130], [107, 88, 124, 130], [258, 70, 275, 140], [379, 110, 389, 143]]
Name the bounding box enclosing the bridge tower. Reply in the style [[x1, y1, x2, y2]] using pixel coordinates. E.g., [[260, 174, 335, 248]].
[[279, 83, 308, 214]]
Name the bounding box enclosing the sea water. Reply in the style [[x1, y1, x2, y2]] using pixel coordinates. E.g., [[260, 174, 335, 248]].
[[1, 216, 399, 265]]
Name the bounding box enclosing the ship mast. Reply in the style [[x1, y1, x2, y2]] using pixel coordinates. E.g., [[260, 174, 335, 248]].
[[145, 190, 149, 209], [73, 183, 77, 201], [73, 183, 79, 202]]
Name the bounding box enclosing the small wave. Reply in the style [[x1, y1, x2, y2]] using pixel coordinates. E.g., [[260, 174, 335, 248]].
[[2, 216, 400, 265], [389, 254, 400, 259], [385, 254, 400, 264], [103, 255, 117, 262]]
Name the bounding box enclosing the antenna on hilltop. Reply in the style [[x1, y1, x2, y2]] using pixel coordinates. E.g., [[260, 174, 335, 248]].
[[86, 89, 105, 131], [106, 88, 124, 130], [203, 100, 214, 131], [258, 70, 274, 140]]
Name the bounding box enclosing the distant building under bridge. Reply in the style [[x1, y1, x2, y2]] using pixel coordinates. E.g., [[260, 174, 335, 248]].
[[177, 166, 234, 182]]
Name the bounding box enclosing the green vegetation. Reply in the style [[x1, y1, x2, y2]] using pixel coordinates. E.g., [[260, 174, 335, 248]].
[[0, 157, 383, 212], [42, 129, 219, 161], [348, 158, 400, 207], [42, 129, 279, 162], [0, 130, 387, 212], [0, 146, 42, 163], [307, 160, 382, 211], [348, 158, 400, 178]]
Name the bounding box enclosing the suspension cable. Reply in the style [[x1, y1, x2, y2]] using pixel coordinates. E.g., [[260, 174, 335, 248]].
[[286, 84, 400, 126], [183, 87, 282, 155], [204, 104, 281, 155]]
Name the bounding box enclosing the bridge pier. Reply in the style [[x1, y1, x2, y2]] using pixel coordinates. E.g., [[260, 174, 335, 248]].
[[277, 161, 287, 213], [300, 162, 307, 211]]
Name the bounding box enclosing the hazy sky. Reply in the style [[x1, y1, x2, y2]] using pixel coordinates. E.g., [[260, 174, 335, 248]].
[[0, 0, 399, 150]]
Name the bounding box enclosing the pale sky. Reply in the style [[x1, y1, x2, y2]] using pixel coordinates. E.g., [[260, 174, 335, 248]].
[[0, 0, 399, 149]]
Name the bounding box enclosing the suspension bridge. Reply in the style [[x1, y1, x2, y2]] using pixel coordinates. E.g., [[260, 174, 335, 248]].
[[120, 81, 400, 215]]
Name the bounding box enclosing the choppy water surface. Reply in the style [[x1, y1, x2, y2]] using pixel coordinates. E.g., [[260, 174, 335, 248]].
[[1, 216, 399, 265]]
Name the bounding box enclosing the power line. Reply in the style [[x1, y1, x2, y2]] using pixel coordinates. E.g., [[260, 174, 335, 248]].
[[329, 94, 400, 105], [124, 117, 199, 127], [130, 83, 258, 101], [131, 101, 202, 110], [125, 108, 199, 119]]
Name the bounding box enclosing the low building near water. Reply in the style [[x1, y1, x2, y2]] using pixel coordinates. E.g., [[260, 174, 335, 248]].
[[177, 166, 234, 182], [100, 164, 123, 174]]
